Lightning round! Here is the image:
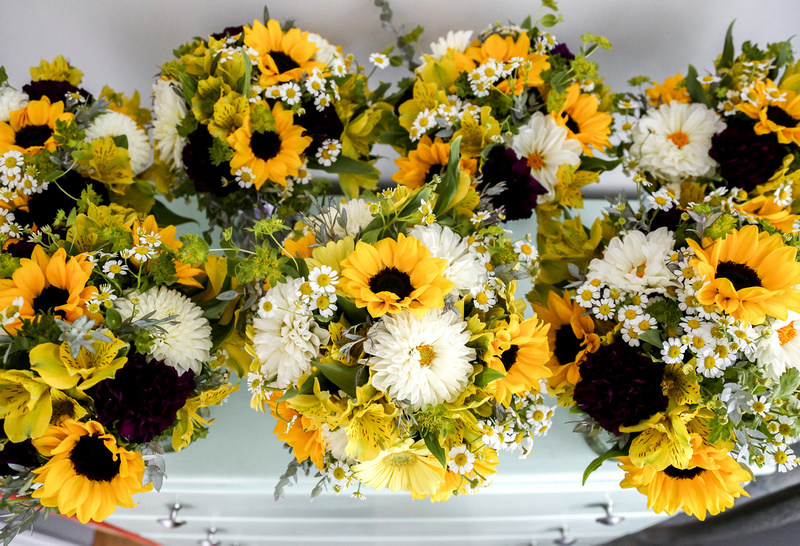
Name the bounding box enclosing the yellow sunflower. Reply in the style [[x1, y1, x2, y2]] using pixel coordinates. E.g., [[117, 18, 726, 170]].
[[735, 195, 799, 233], [618, 435, 750, 521], [0, 96, 74, 155], [532, 291, 600, 401], [485, 314, 552, 406], [227, 101, 311, 189], [688, 225, 800, 324], [339, 234, 454, 318], [0, 246, 97, 331], [31, 420, 152, 524], [737, 80, 800, 146], [244, 19, 326, 88], [552, 84, 612, 156], [464, 33, 549, 94], [392, 135, 477, 189], [353, 438, 445, 496]]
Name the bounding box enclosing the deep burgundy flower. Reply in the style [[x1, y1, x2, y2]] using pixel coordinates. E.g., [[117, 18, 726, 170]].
[[649, 207, 683, 233], [477, 145, 546, 220], [0, 428, 39, 476], [91, 353, 196, 444], [210, 25, 245, 40], [550, 43, 575, 61], [22, 80, 92, 103], [573, 341, 668, 435], [709, 119, 784, 192], [182, 126, 237, 196], [295, 101, 343, 159]]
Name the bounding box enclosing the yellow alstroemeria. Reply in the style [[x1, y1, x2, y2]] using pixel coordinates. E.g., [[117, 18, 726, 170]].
[[79, 136, 134, 194], [29, 336, 127, 392], [172, 382, 239, 451], [289, 375, 349, 429], [661, 363, 701, 406], [30, 56, 83, 86], [0, 370, 53, 442], [341, 385, 399, 461]]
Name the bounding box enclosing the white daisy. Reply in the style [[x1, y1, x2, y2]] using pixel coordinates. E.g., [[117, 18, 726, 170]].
[[316, 138, 341, 166], [152, 79, 188, 170], [588, 227, 678, 295], [767, 443, 798, 473], [447, 445, 475, 474], [114, 286, 212, 374], [235, 167, 255, 188], [747, 395, 771, 418], [365, 308, 475, 411], [661, 338, 686, 364], [593, 298, 616, 321], [409, 224, 488, 294], [307, 33, 343, 66], [85, 111, 151, 175], [514, 240, 538, 265], [411, 109, 437, 140], [1, 296, 23, 326], [0, 88, 28, 123], [102, 259, 128, 278], [326, 460, 354, 489], [511, 112, 582, 204], [753, 312, 800, 381], [695, 352, 725, 378], [775, 415, 796, 444], [469, 284, 496, 312], [631, 101, 725, 183], [427, 30, 474, 61], [253, 278, 331, 389], [0, 151, 24, 178], [309, 265, 339, 294], [310, 292, 337, 318], [279, 82, 302, 106], [369, 53, 390, 69]]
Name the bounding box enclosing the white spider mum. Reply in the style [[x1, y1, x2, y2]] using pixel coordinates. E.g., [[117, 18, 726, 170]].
[[365, 308, 475, 411], [409, 223, 487, 294], [253, 278, 331, 389], [115, 286, 212, 375], [152, 79, 188, 170], [0, 88, 29, 123]]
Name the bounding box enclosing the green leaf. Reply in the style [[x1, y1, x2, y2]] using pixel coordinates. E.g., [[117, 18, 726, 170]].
[[105, 308, 122, 330], [474, 367, 505, 387], [210, 319, 235, 352], [583, 445, 627, 485], [276, 372, 319, 403], [112, 134, 128, 149], [541, 0, 558, 11], [636, 328, 663, 348], [685, 65, 712, 107], [0, 66, 7, 87], [42, 170, 66, 183], [717, 20, 736, 71], [521, 15, 533, 30], [240, 50, 252, 98], [336, 296, 369, 326], [433, 135, 461, 217], [314, 361, 362, 398], [773, 368, 800, 401], [581, 33, 612, 50], [177, 72, 197, 104], [627, 75, 651, 87], [541, 14, 563, 28], [423, 430, 447, 469], [309, 155, 380, 176], [150, 199, 197, 226], [580, 156, 622, 173]]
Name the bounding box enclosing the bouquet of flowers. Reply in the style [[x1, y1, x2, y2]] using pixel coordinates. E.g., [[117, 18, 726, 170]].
[[0, 57, 159, 248], [0, 61, 247, 542], [247, 141, 556, 501], [533, 26, 800, 519], [152, 13, 395, 245], [378, 2, 617, 222]]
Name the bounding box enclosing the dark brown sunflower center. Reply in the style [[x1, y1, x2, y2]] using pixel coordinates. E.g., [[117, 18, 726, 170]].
[[250, 130, 282, 162], [766, 105, 799, 128], [33, 285, 70, 314], [268, 51, 300, 74], [368, 267, 414, 299], [716, 260, 762, 291], [564, 114, 580, 135], [553, 326, 580, 365], [662, 465, 706, 479], [424, 164, 446, 185], [70, 435, 121, 482], [15, 124, 53, 149], [500, 344, 519, 372]]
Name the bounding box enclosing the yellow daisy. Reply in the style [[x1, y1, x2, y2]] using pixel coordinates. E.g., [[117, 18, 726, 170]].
[[244, 19, 326, 88], [0, 96, 74, 155], [688, 225, 800, 324], [339, 234, 454, 318], [552, 84, 612, 156], [618, 436, 750, 521], [353, 438, 445, 496], [227, 101, 311, 189], [31, 420, 152, 524]]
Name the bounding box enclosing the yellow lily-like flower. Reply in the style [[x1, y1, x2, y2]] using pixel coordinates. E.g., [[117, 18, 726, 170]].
[[341, 385, 399, 461], [172, 382, 239, 451], [29, 335, 128, 392], [30, 56, 83, 85], [289, 375, 349, 429], [0, 370, 53, 442]]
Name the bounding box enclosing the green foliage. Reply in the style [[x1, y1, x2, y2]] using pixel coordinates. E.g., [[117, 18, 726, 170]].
[[542, 0, 559, 11], [251, 102, 276, 134], [179, 233, 210, 266], [0, 253, 20, 278], [540, 13, 563, 28], [149, 254, 178, 286], [708, 416, 734, 444], [176, 112, 199, 138], [582, 33, 612, 50], [717, 21, 736, 70], [583, 444, 628, 484], [474, 367, 505, 387], [315, 361, 365, 398], [432, 136, 461, 217], [236, 243, 284, 285], [111, 134, 128, 149], [646, 298, 683, 332], [0, 66, 7, 87], [422, 430, 447, 468], [209, 137, 233, 166], [684, 65, 712, 107], [773, 368, 800, 401], [249, 218, 289, 240], [151, 199, 197, 227], [627, 75, 651, 87], [134, 329, 154, 354]]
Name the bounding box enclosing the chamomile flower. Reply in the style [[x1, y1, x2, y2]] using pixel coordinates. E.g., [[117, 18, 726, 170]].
[[647, 187, 679, 211], [470, 284, 496, 312], [257, 292, 280, 319], [773, 184, 793, 207], [514, 240, 538, 265], [310, 293, 338, 318], [131, 243, 156, 262], [411, 109, 437, 140], [1, 296, 23, 326], [748, 395, 771, 418], [316, 139, 341, 166], [661, 337, 686, 364], [279, 82, 302, 105], [576, 282, 601, 308], [630, 313, 657, 334], [593, 298, 616, 321], [774, 415, 796, 444], [621, 324, 641, 347], [695, 351, 726, 378], [767, 443, 798, 473], [314, 93, 333, 111], [90, 284, 117, 308], [327, 461, 354, 489], [137, 229, 162, 248], [470, 211, 490, 226], [235, 167, 255, 188], [617, 304, 644, 322], [308, 265, 339, 294], [447, 445, 475, 474], [102, 259, 128, 279], [0, 150, 24, 178], [369, 53, 390, 69]]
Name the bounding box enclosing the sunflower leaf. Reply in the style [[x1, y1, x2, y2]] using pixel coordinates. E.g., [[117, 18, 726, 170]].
[[423, 430, 447, 469], [150, 199, 197, 226], [433, 135, 462, 217], [717, 20, 736, 71], [474, 367, 505, 387], [582, 445, 627, 485], [684, 65, 712, 107], [314, 361, 361, 398]]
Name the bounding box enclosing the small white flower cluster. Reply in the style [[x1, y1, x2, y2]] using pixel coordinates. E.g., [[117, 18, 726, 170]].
[[0, 151, 48, 236], [85, 283, 118, 314], [467, 57, 526, 98], [480, 388, 555, 459], [408, 97, 481, 141], [1, 296, 24, 326], [368, 52, 390, 69], [217, 44, 259, 66], [315, 138, 341, 166], [265, 82, 303, 105], [119, 228, 163, 263], [533, 33, 558, 54]]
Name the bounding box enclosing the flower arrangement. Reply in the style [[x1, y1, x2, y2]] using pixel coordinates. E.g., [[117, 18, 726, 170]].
[[378, 2, 618, 222], [532, 27, 800, 520], [0, 60, 247, 543], [247, 141, 556, 501], [153, 13, 395, 245]]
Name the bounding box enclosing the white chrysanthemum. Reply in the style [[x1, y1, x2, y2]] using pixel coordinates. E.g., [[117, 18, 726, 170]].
[[631, 101, 725, 183], [85, 111, 151, 175], [409, 223, 487, 294], [115, 286, 212, 375], [365, 308, 475, 411], [322, 425, 351, 462], [152, 79, 188, 170], [314, 199, 374, 238], [511, 112, 582, 204], [588, 227, 678, 294], [0, 88, 29, 123], [754, 312, 800, 381], [307, 32, 342, 66], [428, 30, 474, 60], [253, 278, 331, 389]]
